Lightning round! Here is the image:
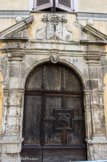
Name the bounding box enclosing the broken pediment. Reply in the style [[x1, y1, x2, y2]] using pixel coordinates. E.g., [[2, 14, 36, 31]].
[[81, 24, 107, 43], [0, 15, 34, 40], [36, 14, 72, 42]]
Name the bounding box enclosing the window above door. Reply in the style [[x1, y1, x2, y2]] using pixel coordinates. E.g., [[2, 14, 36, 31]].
[[29, 0, 78, 12]]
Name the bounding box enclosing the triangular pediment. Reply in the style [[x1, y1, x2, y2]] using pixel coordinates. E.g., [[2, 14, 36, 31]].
[[82, 24, 107, 42], [0, 15, 33, 39]]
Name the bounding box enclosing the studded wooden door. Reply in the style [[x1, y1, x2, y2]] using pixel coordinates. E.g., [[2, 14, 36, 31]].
[[21, 63, 87, 162]]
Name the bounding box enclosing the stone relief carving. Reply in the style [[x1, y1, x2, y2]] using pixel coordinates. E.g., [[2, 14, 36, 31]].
[[36, 14, 72, 41], [50, 54, 59, 63]]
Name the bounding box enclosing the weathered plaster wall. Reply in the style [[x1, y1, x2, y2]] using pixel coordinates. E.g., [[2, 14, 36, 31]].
[[79, 0, 107, 13], [0, 0, 29, 10], [78, 20, 107, 36], [1, 16, 107, 41], [29, 13, 43, 39], [30, 13, 81, 41], [0, 0, 107, 13], [0, 19, 16, 32]]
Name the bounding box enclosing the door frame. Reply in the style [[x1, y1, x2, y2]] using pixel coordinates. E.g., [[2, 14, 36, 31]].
[[21, 59, 89, 160]]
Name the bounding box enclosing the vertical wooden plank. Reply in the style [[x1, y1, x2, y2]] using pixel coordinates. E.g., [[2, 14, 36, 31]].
[[45, 64, 62, 91], [26, 66, 43, 90], [45, 96, 62, 145], [23, 95, 42, 144]]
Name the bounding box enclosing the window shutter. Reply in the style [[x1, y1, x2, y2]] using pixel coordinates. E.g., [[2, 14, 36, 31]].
[[33, 0, 53, 11], [55, 0, 74, 12]]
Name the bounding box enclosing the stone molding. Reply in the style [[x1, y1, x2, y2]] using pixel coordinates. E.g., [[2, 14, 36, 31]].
[[1, 47, 106, 58], [0, 10, 30, 18], [84, 51, 102, 64], [77, 12, 107, 21], [7, 52, 25, 61], [86, 139, 107, 144]]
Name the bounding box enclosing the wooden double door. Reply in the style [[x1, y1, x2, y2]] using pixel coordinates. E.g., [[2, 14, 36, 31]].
[[21, 63, 87, 162]]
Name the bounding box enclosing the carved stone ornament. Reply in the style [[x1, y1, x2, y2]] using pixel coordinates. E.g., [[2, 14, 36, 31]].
[[50, 54, 59, 64], [53, 109, 74, 132], [36, 14, 72, 41]]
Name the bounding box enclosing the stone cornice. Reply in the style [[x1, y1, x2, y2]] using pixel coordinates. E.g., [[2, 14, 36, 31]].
[[0, 38, 28, 41], [1, 48, 107, 57], [0, 10, 30, 18], [80, 40, 107, 45], [77, 12, 107, 21]]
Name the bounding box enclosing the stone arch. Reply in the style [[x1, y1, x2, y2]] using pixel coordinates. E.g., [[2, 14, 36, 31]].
[[21, 58, 86, 91]]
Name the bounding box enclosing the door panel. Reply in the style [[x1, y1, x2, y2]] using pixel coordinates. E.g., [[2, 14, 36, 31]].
[[64, 68, 82, 92], [26, 67, 43, 91], [45, 96, 62, 145], [23, 95, 42, 145], [22, 63, 87, 162], [65, 97, 83, 117], [45, 64, 62, 90], [45, 96, 62, 117]]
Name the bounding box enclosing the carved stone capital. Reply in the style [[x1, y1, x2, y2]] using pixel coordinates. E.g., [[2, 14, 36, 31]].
[[84, 51, 101, 64], [7, 52, 25, 61]]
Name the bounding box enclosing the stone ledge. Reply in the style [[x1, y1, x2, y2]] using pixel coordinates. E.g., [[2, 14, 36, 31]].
[[0, 10, 30, 18], [77, 12, 107, 21], [0, 137, 23, 144], [86, 139, 107, 144]]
